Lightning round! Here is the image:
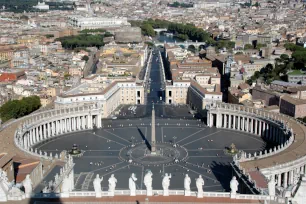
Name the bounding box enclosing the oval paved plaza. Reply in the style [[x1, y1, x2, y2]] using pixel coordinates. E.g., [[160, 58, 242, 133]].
[[34, 117, 271, 192]]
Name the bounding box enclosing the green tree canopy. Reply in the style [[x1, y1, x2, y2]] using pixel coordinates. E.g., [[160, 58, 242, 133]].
[[0, 96, 41, 122], [244, 44, 253, 50], [82, 55, 89, 62]]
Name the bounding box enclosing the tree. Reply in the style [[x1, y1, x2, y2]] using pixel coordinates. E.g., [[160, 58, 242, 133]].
[[292, 51, 306, 64], [0, 96, 41, 122], [140, 24, 155, 37], [280, 54, 289, 62], [82, 55, 89, 62], [256, 43, 266, 50], [253, 2, 260, 7], [244, 44, 253, 50]]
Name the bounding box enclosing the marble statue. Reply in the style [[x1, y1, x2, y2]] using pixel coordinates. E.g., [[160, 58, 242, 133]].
[[61, 176, 72, 198], [8, 186, 25, 200], [230, 176, 239, 198], [108, 174, 117, 196], [290, 173, 306, 204], [129, 173, 137, 196], [184, 174, 191, 196], [162, 173, 172, 196], [42, 186, 50, 193], [268, 176, 275, 196], [144, 170, 153, 196], [0, 169, 10, 201], [22, 175, 33, 198], [93, 174, 103, 197], [196, 175, 204, 198]]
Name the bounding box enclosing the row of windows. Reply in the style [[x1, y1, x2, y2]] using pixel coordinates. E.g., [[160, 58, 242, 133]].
[[69, 97, 99, 102]]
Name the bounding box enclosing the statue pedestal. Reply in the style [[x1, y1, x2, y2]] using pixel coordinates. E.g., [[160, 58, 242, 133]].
[[60, 192, 70, 198], [130, 190, 136, 196], [230, 193, 237, 199], [95, 192, 102, 198], [184, 190, 190, 196], [163, 189, 169, 196], [108, 191, 114, 196], [197, 191, 203, 198], [146, 189, 153, 196], [0, 195, 7, 202]]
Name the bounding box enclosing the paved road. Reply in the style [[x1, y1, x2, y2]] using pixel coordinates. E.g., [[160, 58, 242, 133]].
[[145, 49, 165, 115], [83, 51, 99, 77]]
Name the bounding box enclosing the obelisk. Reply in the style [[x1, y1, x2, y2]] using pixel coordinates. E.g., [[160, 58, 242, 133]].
[[151, 103, 156, 154]]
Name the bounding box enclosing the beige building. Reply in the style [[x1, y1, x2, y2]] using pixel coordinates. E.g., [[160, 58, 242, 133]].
[[40, 96, 53, 107], [98, 42, 148, 77], [43, 87, 61, 97], [54, 80, 144, 118], [164, 43, 223, 111], [280, 95, 306, 118]]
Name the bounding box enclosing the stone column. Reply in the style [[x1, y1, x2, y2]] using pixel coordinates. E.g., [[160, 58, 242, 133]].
[[262, 123, 265, 137], [278, 173, 282, 187], [88, 114, 93, 129], [35, 128, 38, 143], [229, 114, 232, 129], [29, 130, 33, 146], [246, 118, 249, 132], [242, 117, 245, 131], [50, 122, 53, 137], [70, 118, 72, 131], [23, 135, 26, 148], [255, 120, 258, 135], [27, 133, 31, 148], [83, 116, 86, 129], [284, 171, 288, 188], [75, 117, 79, 130], [73, 117, 76, 131], [63, 119, 66, 133], [289, 170, 294, 185], [60, 119, 63, 133], [57, 120, 61, 134], [266, 124, 269, 139], [97, 114, 102, 128], [259, 121, 262, 136], [43, 124, 47, 139], [52, 121, 55, 136], [39, 126, 43, 140], [35, 127, 39, 143], [237, 116, 240, 130], [233, 115, 236, 130], [48, 122, 51, 138], [223, 114, 226, 128], [67, 118, 69, 131]]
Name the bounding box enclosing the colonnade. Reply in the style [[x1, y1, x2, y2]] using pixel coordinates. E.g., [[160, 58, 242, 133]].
[[15, 107, 103, 151], [273, 165, 306, 188], [211, 113, 287, 144], [206, 102, 306, 194]]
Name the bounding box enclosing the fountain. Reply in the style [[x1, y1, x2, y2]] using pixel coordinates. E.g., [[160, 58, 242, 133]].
[[69, 144, 82, 156]]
